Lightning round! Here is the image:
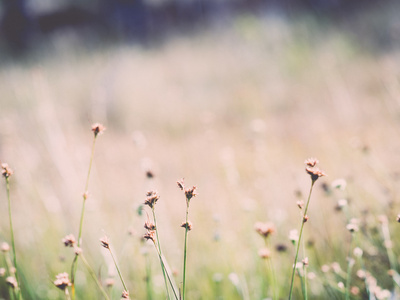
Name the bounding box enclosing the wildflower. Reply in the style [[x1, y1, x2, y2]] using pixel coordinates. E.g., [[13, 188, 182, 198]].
[[303, 215, 309, 223], [91, 123, 106, 137], [185, 186, 198, 201], [121, 290, 130, 299], [302, 257, 309, 266], [100, 236, 110, 249], [346, 223, 359, 233], [143, 231, 155, 243], [54, 272, 71, 290], [296, 200, 304, 209], [181, 221, 193, 231], [74, 247, 82, 256], [62, 234, 76, 247], [144, 191, 159, 208], [144, 220, 156, 231], [177, 178, 185, 190], [105, 278, 115, 287], [304, 158, 319, 167], [1, 242, 10, 253], [305, 166, 326, 182], [254, 222, 275, 238], [6, 276, 18, 289], [258, 248, 271, 259], [1, 163, 13, 179], [336, 199, 348, 210]]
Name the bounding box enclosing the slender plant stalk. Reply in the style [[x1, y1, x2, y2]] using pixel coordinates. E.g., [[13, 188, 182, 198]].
[[107, 248, 128, 292], [145, 254, 153, 300], [345, 234, 354, 300], [152, 242, 179, 300], [265, 239, 278, 300], [182, 201, 190, 300], [65, 288, 72, 300], [152, 208, 171, 300], [71, 134, 98, 298], [6, 177, 22, 300], [80, 254, 110, 300], [288, 180, 315, 300], [301, 239, 307, 300]]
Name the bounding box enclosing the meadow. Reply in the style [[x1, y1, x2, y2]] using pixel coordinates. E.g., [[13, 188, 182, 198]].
[[1, 2, 400, 299]]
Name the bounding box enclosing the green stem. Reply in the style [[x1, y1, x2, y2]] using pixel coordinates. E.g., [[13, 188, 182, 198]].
[[80, 254, 110, 300], [288, 180, 315, 300], [71, 135, 97, 298], [108, 248, 128, 292], [6, 178, 22, 300], [145, 254, 153, 300], [152, 208, 170, 299], [345, 234, 354, 300], [182, 202, 189, 300]]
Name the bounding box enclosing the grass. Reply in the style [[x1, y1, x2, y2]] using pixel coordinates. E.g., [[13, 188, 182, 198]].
[[1, 2, 400, 299]]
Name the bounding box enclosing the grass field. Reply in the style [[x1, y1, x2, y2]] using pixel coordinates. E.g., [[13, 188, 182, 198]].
[[1, 2, 400, 299]]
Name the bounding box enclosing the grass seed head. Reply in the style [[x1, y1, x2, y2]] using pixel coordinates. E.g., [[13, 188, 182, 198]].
[[144, 191, 160, 208], [144, 220, 156, 231], [91, 123, 106, 137], [254, 222, 276, 238], [143, 230, 156, 242], [62, 234, 76, 247], [100, 236, 110, 249], [177, 178, 185, 190], [6, 276, 18, 289], [304, 158, 319, 167], [181, 221, 193, 231], [185, 186, 198, 201], [53, 272, 71, 290], [121, 290, 130, 299], [1, 163, 13, 179], [305, 166, 326, 182]]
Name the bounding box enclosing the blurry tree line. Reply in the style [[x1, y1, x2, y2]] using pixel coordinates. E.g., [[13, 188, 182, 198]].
[[0, 0, 386, 53]]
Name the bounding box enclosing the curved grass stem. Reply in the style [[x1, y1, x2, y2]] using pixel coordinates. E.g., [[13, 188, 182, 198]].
[[182, 202, 189, 300]]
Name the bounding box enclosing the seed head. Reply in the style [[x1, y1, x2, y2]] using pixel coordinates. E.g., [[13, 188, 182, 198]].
[[6, 276, 18, 289], [74, 247, 83, 256], [181, 221, 193, 231], [1, 242, 10, 253], [305, 166, 326, 182], [296, 200, 304, 209], [62, 234, 76, 247], [100, 236, 110, 249], [304, 158, 319, 167], [53, 272, 71, 290], [254, 222, 275, 238], [303, 215, 309, 223], [185, 186, 198, 201], [144, 191, 160, 208], [144, 220, 156, 231], [1, 163, 13, 179], [91, 123, 106, 137], [143, 231, 156, 243], [177, 178, 185, 190], [121, 290, 130, 299], [302, 257, 309, 266]]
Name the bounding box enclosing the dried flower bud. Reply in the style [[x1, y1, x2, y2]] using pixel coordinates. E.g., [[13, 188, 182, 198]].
[[181, 221, 193, 231], [304, 158, 319, 167], [185, 186, 198, 201], [100, 236, 110, 249], [303, 215, 309, 223], [254, 222, 275, 238], [305, 166, 326, 182], [91, 123, 106, 137], [83, 191, 89, 200], [143, 231, 155, 242], [1, 163, 13, 179], [177, 178, 185, 190], [62, 234, 76, 247], [6, 276, 18, 289], [54, 273, 70, 290], [296, 200, 304, 209], [1, 242, 10, 253], [74, 247, 82, 256], [144, 220, 156, 231], [121, 290, 130, 299], [258, 248, 271, 259], [346, 223, 359, 233], [144, 191, 160, 208], [302, 257, 309, 266]]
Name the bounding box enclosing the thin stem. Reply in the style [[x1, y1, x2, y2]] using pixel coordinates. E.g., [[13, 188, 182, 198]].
[[145, 254, 153, 300], [152, 208, 170, 299], [80, 254, 110, 300], [288, 180, 315, 300], [345, 234, 354, 300], [6, 178, 22, 300], [108, 248, 128, 292], [182, 201, 189, 300], [71, 135, 97, 298], [65, 288, 72, 300], [152, 241, 179, 300], [265, 238, 278, 300]]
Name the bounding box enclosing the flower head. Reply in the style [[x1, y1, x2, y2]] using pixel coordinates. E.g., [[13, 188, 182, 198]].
[[1, 163, 13, 179], [143, 231, 156, 243], [100, 236, 110, 249], [258, 248, 271, 259], [54, 272, 71, 290], [185, 186, 198, 201], [1, 242, 10, 253], [121, 290, 130, 299], [254, 222, 275, 238], [91, 123, 106, 137], [177, 178, 185, 190], [62, 234, 76, 247], [181, 221, 193, 231], [144, 191, 160, 209], [144, 220, 156, 231], [304, 158, 319, 167], [6, 276, 18, 289], [305, 166, 326, 182]]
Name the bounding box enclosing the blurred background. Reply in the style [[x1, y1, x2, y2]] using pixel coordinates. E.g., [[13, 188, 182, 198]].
[[1, 0, 400, 299]]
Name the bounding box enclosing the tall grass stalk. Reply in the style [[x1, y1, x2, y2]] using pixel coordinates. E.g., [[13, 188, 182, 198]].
[[345, 234, 354, 300], [152, 207, 170, 300], [5, 172, 22, 300], [145, 253, 153, 300], [288, 180, 315, 300], [80, 254, 110, 300], [71, 124, 104, 298], [182, 200, 189, 300]]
